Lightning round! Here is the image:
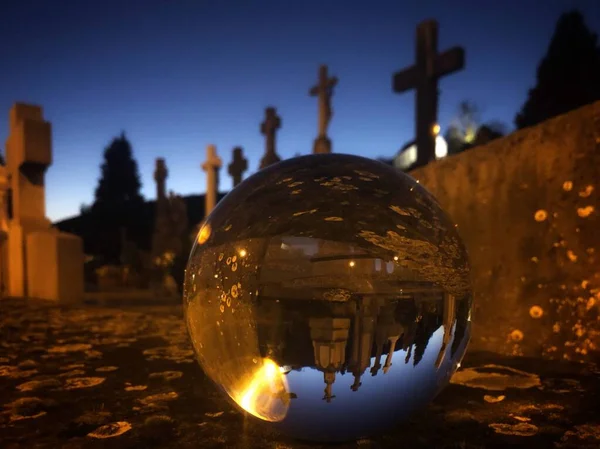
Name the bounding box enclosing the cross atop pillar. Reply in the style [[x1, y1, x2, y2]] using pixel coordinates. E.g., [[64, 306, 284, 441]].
[[228, 146, 248, 188], [201, 144, 222, 218], [392, 20, 465, 168], [259, 107, 282, 169], [309, 64, 338, 154]]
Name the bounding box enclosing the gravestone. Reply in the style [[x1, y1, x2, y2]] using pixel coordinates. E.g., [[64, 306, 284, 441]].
[[228, 146, 247, 188], [259, 107, 282, 169], [309, 64, 338, 154], [202, 144, 222, 218], [4, 103, 83, 302], [151, 159, 188, 274], [151, 158, 189, 297], [393, 20, 464, 168], [152, 158, 170, 258]]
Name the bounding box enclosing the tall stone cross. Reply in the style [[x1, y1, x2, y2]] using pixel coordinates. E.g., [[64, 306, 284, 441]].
[[309, 64, 338, 154], [228, 146, 248, 188], [392, 20, 465, 168], [201, 144, 222, 218], [259, 107, 282, 169]]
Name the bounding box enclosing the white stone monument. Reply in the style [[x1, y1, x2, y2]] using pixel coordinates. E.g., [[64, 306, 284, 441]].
[[4, 103, 84, 303]]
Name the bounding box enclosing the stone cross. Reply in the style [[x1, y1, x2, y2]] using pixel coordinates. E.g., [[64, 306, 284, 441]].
[[259, 107, 282, 169], [309, 64, 338, 154], [392, 20, 464, 168], [228, 146, 248, 188], [201, 144, 222, 218]]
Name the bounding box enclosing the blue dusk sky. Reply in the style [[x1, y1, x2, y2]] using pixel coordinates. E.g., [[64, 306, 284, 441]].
[[1, 0, 598, 221]]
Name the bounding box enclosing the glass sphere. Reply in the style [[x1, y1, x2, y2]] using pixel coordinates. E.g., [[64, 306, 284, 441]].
[[184, 154, 472, 442]]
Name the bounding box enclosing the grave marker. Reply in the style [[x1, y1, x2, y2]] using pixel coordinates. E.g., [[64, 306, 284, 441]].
[[309, 64, 338, 154], [259, 107, 282, 169], [4, 103, 83, 302], [202, 144, 222, 218], [228, 146, 247, 188], [393, 20, 464, 168]]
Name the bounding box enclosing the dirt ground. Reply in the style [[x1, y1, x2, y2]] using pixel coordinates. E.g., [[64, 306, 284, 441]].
[[1, 299, 599, 449]]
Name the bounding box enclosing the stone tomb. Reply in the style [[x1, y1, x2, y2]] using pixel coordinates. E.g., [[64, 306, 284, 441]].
[[4, 103, 83, 303]]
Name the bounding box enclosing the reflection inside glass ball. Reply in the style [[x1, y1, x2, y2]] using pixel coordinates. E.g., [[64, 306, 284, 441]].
[[184, 154, 472, 442]]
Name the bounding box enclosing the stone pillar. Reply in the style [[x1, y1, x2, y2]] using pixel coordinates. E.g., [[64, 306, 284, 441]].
[[5, 103, 84, 302], [5, 104, 52, 297], [382, 335, 399, 374], [201, 144, 222, 218], [152, 158, 169, 258], [154, 158, 168, 203]]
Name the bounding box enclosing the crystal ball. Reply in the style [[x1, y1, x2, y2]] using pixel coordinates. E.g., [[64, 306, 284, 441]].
[[184, 154, 472, 442]]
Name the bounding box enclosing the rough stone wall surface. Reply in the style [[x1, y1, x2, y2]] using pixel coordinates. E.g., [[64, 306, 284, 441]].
[[410, 101, 600, 362]]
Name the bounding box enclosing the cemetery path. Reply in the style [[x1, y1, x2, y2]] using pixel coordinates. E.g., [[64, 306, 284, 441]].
[[0, 299, 598, 449]]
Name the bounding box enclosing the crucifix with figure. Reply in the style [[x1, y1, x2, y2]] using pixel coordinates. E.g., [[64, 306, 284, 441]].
[[259, 107, 282, 169], [309, 64, 338, 154], [393, 19, 465, 168]]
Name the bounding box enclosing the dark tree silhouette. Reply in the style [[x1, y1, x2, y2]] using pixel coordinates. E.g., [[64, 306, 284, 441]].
[[93, 132, 144, 211], [515, 10, 600, 129], [89, 133, 146, 263]]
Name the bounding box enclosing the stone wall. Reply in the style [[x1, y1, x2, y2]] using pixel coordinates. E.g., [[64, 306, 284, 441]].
[[410, 101, 600, 362]]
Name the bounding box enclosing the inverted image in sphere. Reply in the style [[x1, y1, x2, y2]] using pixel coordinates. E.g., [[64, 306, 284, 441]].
[[184, 154, 472, 442]]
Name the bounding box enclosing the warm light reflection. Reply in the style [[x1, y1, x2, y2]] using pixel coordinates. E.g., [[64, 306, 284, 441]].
[[197, 223, 211, 244], [435, 135, 448, 159], [393, 256, 399, 261], [239, 249, 247, 257], [432, 123, 441, 136], [349, 261, 356, 267], [233, 358, 289, 423]]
